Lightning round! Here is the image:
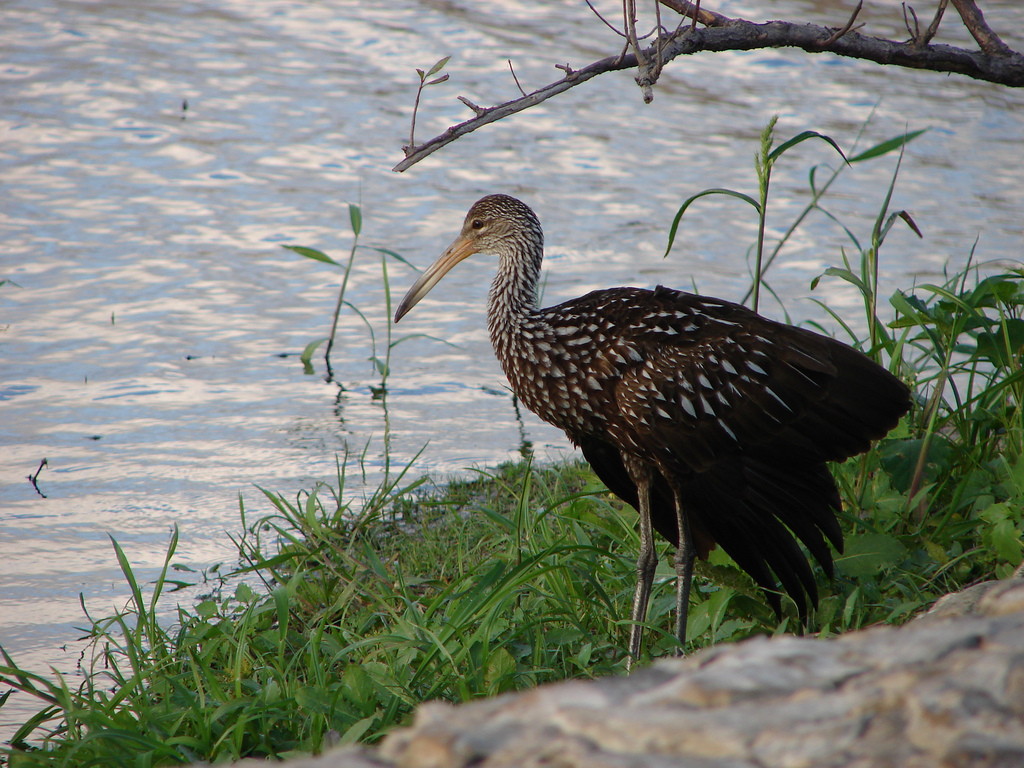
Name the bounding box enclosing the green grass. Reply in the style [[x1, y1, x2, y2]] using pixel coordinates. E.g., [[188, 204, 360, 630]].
[[0, 458, 640, 765], [2, 119, 1023, 766]]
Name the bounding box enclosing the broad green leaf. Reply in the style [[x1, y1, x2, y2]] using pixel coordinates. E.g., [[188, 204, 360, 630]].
[[878, 436, 953, 493], [235, 582, 255, 603], [195, 600, 218, 618], [343, 662, 378, 712], [484, 647, 516, 693], [837, 533, 907, 578], [295, 686, 335, 716], [980, 504, 1023, 563], [575, 642, 593, 667], [980, 501, 1014, 525], [922, 538, 948, 565], [340, 715, 378, 745], [975, 318, 1024, 367]]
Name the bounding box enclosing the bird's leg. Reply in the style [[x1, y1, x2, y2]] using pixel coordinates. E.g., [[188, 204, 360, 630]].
[[671, 488, 696, 654], [626, 467, 657, 671]]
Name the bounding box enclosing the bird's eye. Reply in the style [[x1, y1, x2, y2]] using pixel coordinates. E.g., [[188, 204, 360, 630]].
[[471, 219, 483, 230]]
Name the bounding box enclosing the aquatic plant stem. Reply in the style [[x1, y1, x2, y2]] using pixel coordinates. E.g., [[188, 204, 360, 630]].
[[325, 205, 362, 376], [752, 117, 778, 314]]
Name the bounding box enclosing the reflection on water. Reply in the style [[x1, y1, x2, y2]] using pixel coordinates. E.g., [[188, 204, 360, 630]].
[[1, 0, 1022, 737]]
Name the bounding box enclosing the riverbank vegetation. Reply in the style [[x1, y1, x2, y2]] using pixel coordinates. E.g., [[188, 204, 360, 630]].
[[1, 124, 1021, 766]]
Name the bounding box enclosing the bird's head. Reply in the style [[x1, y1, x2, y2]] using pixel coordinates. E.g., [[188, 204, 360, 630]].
[[394, 194, 542, 322]]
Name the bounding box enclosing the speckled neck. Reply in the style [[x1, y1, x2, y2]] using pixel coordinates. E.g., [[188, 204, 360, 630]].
[[486, 211, 544, 354]]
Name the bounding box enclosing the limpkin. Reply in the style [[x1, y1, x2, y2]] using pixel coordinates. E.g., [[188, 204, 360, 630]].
[[395, 194, 910, 665]]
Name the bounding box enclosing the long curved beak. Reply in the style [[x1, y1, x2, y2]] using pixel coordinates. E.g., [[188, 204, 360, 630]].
[[394, 233, 477, 322]]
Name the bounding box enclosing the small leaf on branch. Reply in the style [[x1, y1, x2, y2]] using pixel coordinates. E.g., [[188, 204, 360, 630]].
[[426, 56, 450, 78]]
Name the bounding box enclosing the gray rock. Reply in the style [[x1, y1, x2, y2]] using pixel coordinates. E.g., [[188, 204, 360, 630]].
[[211, 578, 1024, 768]]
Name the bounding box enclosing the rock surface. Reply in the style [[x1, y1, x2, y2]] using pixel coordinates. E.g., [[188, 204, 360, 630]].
[[220, 578, 1024, 768]]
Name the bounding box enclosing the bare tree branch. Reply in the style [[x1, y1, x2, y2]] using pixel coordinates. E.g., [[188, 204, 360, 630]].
[[394, 57, 624, 172], [585, 0, 627, 37], [950, 0, 1013, 56], [922, 0, 950, 49], [508, 60, 527, 97], [903, 4, 923, 44], [659, 0, 728, 28], [394, 5, 1024, 172]]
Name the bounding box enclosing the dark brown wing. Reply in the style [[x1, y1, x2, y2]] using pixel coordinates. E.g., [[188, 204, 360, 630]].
[[601, 287, 908, 475]]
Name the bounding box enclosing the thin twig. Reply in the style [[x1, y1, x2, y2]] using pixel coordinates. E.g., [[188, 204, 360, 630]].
[[658, 0, 729, 28], [28, 458, 47, 498], [614, 40, 631, 65], [950, 0, 1013, 56], [585, 0, 626, 37], [921, 0, 949, 47], [508, 60, 527, 97], [624, 0, 645, 70], [408, 80, 424, 150], [817, 0, 863, 49], [654, 0, 665, 80], [403, 58, 451, 154], [457, 96, 488, 116], [903, 3, 921, 43]]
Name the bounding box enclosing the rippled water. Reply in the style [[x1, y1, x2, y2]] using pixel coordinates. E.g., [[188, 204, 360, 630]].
[[1, 0, 1022, 737]]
